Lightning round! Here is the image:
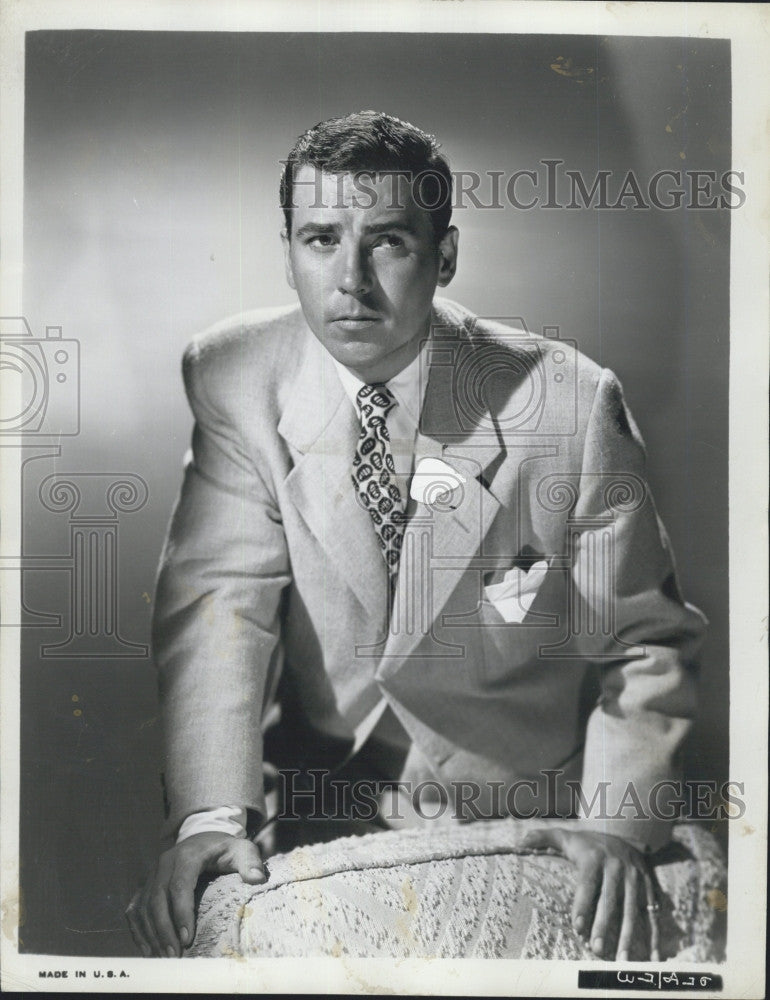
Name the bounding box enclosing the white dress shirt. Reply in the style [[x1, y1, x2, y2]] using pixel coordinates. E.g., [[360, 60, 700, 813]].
[[176, 341, 429, 843]]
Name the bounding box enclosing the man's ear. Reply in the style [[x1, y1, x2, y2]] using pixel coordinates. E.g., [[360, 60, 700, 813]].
[[436, 226, 459, 287], [281, 229, 297, 290]]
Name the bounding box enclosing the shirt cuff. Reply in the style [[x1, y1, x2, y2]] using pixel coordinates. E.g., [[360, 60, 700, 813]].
[[176, 805, 248, 843]]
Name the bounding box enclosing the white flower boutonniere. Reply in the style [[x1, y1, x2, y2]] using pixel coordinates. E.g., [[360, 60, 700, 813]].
[[409, 457, 467, 508]]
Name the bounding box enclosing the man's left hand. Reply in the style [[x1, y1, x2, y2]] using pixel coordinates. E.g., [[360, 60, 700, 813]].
[[518, 827, 660, 961]]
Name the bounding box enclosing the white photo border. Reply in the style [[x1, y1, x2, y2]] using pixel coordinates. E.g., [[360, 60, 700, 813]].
[[1, 1, 767, 995]]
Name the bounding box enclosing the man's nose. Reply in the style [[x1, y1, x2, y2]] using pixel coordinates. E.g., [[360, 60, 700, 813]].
[[337, 244, 373, 295]]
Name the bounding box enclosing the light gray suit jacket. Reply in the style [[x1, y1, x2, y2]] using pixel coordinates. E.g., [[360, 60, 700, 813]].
[[153, 298, 706, 848]]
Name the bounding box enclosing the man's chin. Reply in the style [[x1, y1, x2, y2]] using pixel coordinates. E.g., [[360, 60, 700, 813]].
[[321, 329, 424, 381], [326, 339, 393, 371]]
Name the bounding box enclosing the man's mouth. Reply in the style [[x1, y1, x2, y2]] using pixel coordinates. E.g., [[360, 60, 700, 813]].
[[332, 313, 381, 329]]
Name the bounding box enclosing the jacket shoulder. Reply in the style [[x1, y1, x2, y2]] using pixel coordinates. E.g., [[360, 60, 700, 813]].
[[181, 305, 306, 402], [185, 304, 305, 367]]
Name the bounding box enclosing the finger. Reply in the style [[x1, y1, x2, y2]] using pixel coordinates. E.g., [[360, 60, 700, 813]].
[[136, 887, 164, 957], [518, 828, 553, 849], [642, 867, 662, 961], [143, 851, 179, 957], [231, 839, 267, 884], [571, 852, 602, 939], [518, 827, 565, 855], [127, 916, 151, 958], [589, 858, 623, 958], [125, 893, 151, 958], [213, 837, 266, 883], [168, 853, 206, 950], [148, 881, 182, 958], [615, 865, 644, 961]]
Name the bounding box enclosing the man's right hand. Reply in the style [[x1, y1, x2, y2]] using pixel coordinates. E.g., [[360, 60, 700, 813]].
[[125, 832, 265, 957]]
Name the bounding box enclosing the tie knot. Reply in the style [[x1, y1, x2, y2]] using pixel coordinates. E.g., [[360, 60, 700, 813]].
[[356, 383, 396, 421]]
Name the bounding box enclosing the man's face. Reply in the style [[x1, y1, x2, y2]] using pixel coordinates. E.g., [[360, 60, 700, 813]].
[[282, 166, 458, 383]]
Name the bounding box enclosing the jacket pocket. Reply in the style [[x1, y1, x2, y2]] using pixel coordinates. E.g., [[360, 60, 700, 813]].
[[478, 566, 566, 683]]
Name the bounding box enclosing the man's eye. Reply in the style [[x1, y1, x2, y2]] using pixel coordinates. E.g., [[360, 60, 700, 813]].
[[374, 234, 405, 250], [307, 235, 337, 247]]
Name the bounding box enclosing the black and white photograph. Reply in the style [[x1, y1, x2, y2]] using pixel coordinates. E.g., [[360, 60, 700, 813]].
[[0, 1, 767, 995]]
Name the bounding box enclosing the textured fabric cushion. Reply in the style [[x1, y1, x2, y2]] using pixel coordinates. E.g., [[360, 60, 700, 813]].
[[186, 821, 726, 960]]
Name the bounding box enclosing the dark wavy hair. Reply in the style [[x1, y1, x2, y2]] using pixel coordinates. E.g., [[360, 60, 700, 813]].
[[280, 110, 453, 241]]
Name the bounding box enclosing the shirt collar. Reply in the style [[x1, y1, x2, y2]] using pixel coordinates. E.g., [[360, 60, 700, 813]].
[[330, 337, 430, 426]]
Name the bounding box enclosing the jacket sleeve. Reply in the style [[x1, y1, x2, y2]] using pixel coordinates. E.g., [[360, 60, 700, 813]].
[[153, 340, 290, 842], [572, 368, 707, 852]]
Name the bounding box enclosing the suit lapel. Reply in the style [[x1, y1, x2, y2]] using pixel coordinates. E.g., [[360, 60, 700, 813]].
[[378, 304, 505, 671], [279, 328, 389, 621]]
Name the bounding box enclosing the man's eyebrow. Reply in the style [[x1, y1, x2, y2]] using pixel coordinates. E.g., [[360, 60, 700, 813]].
[[364, 221, 418, 236], [294, 220, 419, 239], [294, 222, 340, 238]]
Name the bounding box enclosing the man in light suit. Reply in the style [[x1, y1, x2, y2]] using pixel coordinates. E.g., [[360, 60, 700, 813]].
[[128, 111, 706, 961]]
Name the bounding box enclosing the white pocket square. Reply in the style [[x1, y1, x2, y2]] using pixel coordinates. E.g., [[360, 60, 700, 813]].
[[484, 560, 549, 624], [409, 457, 467, 506]]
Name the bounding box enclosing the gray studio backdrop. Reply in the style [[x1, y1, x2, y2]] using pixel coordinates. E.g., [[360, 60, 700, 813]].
[[18, 30, 729, 955]]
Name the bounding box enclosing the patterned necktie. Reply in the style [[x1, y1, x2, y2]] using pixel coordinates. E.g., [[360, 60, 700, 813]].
[[352, 383, 407, 578]]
